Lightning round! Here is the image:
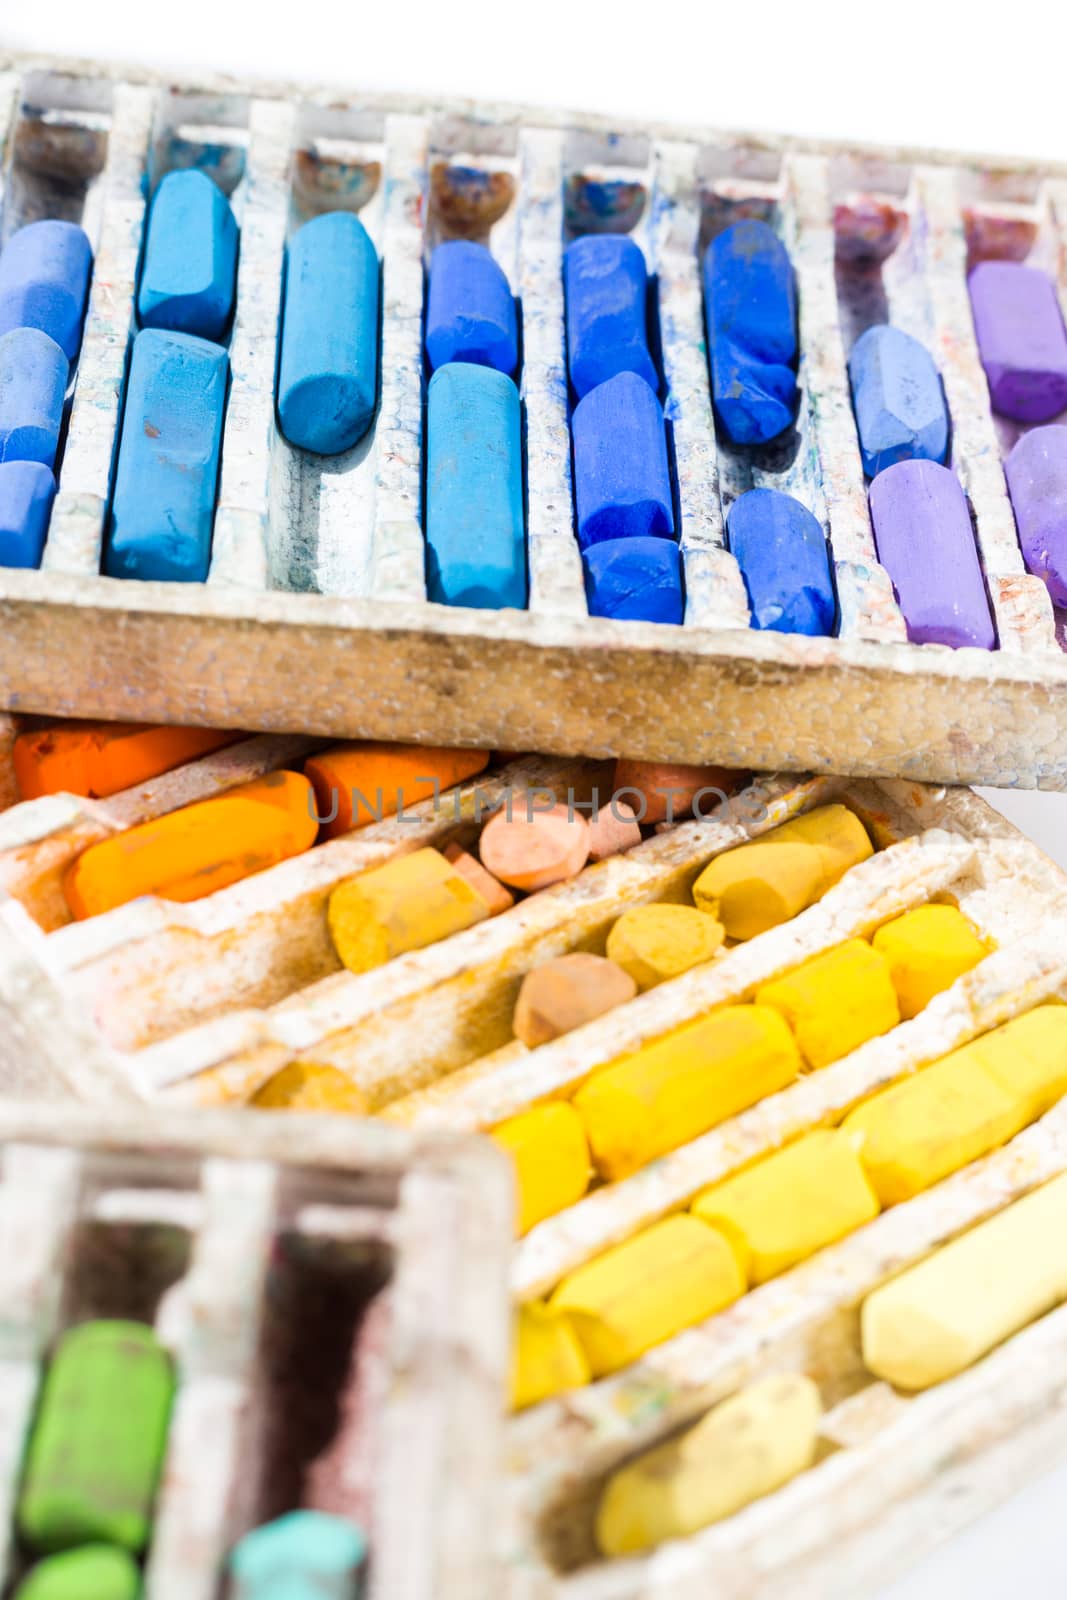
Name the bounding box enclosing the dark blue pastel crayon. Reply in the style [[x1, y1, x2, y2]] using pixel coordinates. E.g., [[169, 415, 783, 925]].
[[426, 361, 526, 609], [0, 328, 68, 467], [138, 170, 239, 341], [563, 233, 658, 399], [727, 487, 835, 636], [0, 461, 55, 567], [0, 220, 92, 362], [277, 211, 380, 455], [704, 220, 798, 445], [572, 371, 674, 549], [426, 240, 517, 375], [848, 324, 948, 478], [105, 328, 228, 583], [583, 536, 683, 623]]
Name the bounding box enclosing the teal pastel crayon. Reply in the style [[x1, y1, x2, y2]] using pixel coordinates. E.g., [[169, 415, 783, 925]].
[[229, 1510, 367, 1600]]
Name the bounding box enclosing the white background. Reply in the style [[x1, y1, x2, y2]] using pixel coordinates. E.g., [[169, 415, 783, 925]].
[[4, 2, 1067, 1591]]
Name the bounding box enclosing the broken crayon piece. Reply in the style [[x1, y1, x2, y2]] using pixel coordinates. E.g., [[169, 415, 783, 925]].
[[0, 459, 54, 567], [12, 1546, 141, 1600], [587, 801, 641, 861], [425, 239, 517, 374], [613, 759, 743, 824], [703, 219, 797, 445], [0, 327, 67, 467], [137, 169, 238, 341], [968, 260, 1067, 422], [563, 232, 658, 398], [606, 903, 724, 991], [512, 952, 637, 1047], [14, 721, 238, 801], [328, 847, 489, 973], [1004, 424, 1067, 606], [512, 1303, 590, 1410], [571, 371, 674, 548], [249, 1061, 368, 1113], [442, 841, 514, 914], [229, 1510, 367, 1600], [871, 903, 989, 1019], [756, 939, 900, 1069], [478, 803, 590, 891], [304, 742, 489, 840], [727, 487, 835, 636], [0, 219, 92, 362], [847, 324, 949, 478], [492, 1101, 591, 1233], [868, 459, 996, 649], [583, 536, 684, 623]]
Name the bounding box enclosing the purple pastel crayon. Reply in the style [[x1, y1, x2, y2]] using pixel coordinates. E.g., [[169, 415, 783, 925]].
[[1004, 424, 1067, 606], [968, 262, 1067, 423], [869, 459, 995, 649]]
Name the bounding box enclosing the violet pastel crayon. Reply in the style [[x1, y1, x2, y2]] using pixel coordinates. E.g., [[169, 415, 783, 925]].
[[572, 371, 673, 548], [426, 239, 517, 374], [583, 536, 683, 623], [0, 219, 92, 362], [727, 488, 835, 636], [1004, 424, 1067, 606], [869, 459, 995, 649], [0, 460, 55, 567], [847, 324, 949, 478], [703, 219, 798, 445], [969, 262, 1067, 423], [564, 233, 658, 399], [0, 327, 68, 467]]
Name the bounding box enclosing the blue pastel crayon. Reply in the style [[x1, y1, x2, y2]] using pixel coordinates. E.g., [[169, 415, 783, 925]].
[[727, 487, 835, 636], [0, 327, 68, 467], [572, 370, 673, 548], [426, 361, 526, 609], [426, 240, 518, 375], [704, 220, 798, 445], [708, 337, 797, 447], [105, 328, 228, 583], [138, 170, 238, 341], [229, 1509, 367, 1600], [563, 233, 658, 399], [0, 461, 55, 567], [583, 536, 683, 623], [848, 324, 948, 478], [0, 219, 92, 362], [277, 211, 380, 455]]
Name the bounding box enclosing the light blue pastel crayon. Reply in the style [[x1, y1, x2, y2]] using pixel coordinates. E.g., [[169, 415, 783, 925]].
[[105, 328, 228, 583], [229, 1509, 367, 1600], [704, 220, 798, 445], [426, 240, 517, 374], [0, 220, 93, 362], [563, 233, 658, 399], [727, 487, 835, 636], [138, 170, 238, 341], [426, 361, 526, 609], [0, 327, 68, 467], [583, 535, 683, 623], [0, 461, 55, 567], [848, 324, 948, 478], [277, 211, 380, 455], [572, 370, 674, 549]]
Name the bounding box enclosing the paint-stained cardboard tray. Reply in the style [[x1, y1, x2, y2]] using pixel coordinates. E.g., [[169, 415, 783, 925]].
[[3, 51, 1067, 785], [0, 1098, 510, 1600], [0, 739, 1067, 1592]]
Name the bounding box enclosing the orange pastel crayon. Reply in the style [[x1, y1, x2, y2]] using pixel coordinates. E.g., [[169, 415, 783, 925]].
[[612, 760, 748, 824], [63, 769, 318, 920], [14, 721, 239, 801], [304, 742, 490, 839]]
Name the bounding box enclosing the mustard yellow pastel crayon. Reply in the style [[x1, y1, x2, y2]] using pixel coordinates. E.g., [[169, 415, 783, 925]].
[[691, 1130, 880, 1284], [692, 804, 873, 940], [605, 903, 725, 991], [327, 847, 489, 973], [549, 1214, 745, 1375], [492, 1102, 591, 1235], [512, 1302, 591, 1410], [861, 1171, 1067, 1390], [573, 1004, 802, 1181], [249, 1061, 368, 1113], [595, 1373, 822, 1556], [871, 903, 990, 1019], [842, 1052, 1026, 1206], [756, 939, 900, 1070], [965, 1003, 1067, 1123]]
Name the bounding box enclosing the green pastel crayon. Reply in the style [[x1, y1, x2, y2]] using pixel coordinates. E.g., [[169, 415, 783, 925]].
[[13, 1546, 141, 1599]]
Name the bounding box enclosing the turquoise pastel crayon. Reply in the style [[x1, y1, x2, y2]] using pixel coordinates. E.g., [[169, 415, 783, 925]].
[[572, 370, 674, 548], [563, 233, 658, 399], [138, 170, 238, 341], [0, 220, 93, 362], [105, 329, 228, 583], [0, 328, 68, 467], [426, 240, 517, 374], [0, 461, 55, 567], [583, 535, 683, 623], [727, 487, 835, 636], [229, 1509, 367, 1600], [277, 211, 380, 455], [426, 361, 526, 609]]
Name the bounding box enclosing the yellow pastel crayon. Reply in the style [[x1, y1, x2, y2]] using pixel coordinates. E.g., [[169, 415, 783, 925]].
[[328, 847, 489, 973], [512, 1302, 591, 1411], [872, 903, 990, 1018], [492, 1102, 591, 1236], [977, 1004, 1067, 1122], [606, 904, 725, 991], [756, 939, 900, 1070]]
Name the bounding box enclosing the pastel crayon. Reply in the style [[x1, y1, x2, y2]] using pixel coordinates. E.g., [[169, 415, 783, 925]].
[[0, 327, 67, 467], [512, 1303, 590, 1411], [478, 803, 590, 891], [14, 722, 238, 800], [587, 801, 641, 861], [137, 170, 238, 341], [871, 904, 989, 1019], [1004, 424, 1067, 605], [425, 239, 518, 374], [249, 1061, 368, 1113], [595, 1375, 821, 1556], [0, 460, 54, 567], [425, 361, 526, 608], [105, 328, 228, 583], [328, 847, 489, 973], [756, 939, 900, 1070], [492, 1102, 591, 1234], [563, 232, 658, 398], [977, 1004, 1067, 1123], [304, 742, 489, 840], [583, 536, 684, 623], [13, 1546, 141, 1600], [62, 770, 318, 919], [726, 487, 835, 636], [18, 1321, 174, 1554], [847, 324, 949, 477], [968, 261, 1067, 422], [442, 841, 515, 914], [612, 759, 744, 824], [704, 220, 797, 445], [572, 371, 673, 548], [0, 219, 92, 361], [277, 210, 380, 454], [606, 903, 724, 991], [868, 459, 996, 649], [229, 1509, 367, 1600], [512, 952, 636, 1047]]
